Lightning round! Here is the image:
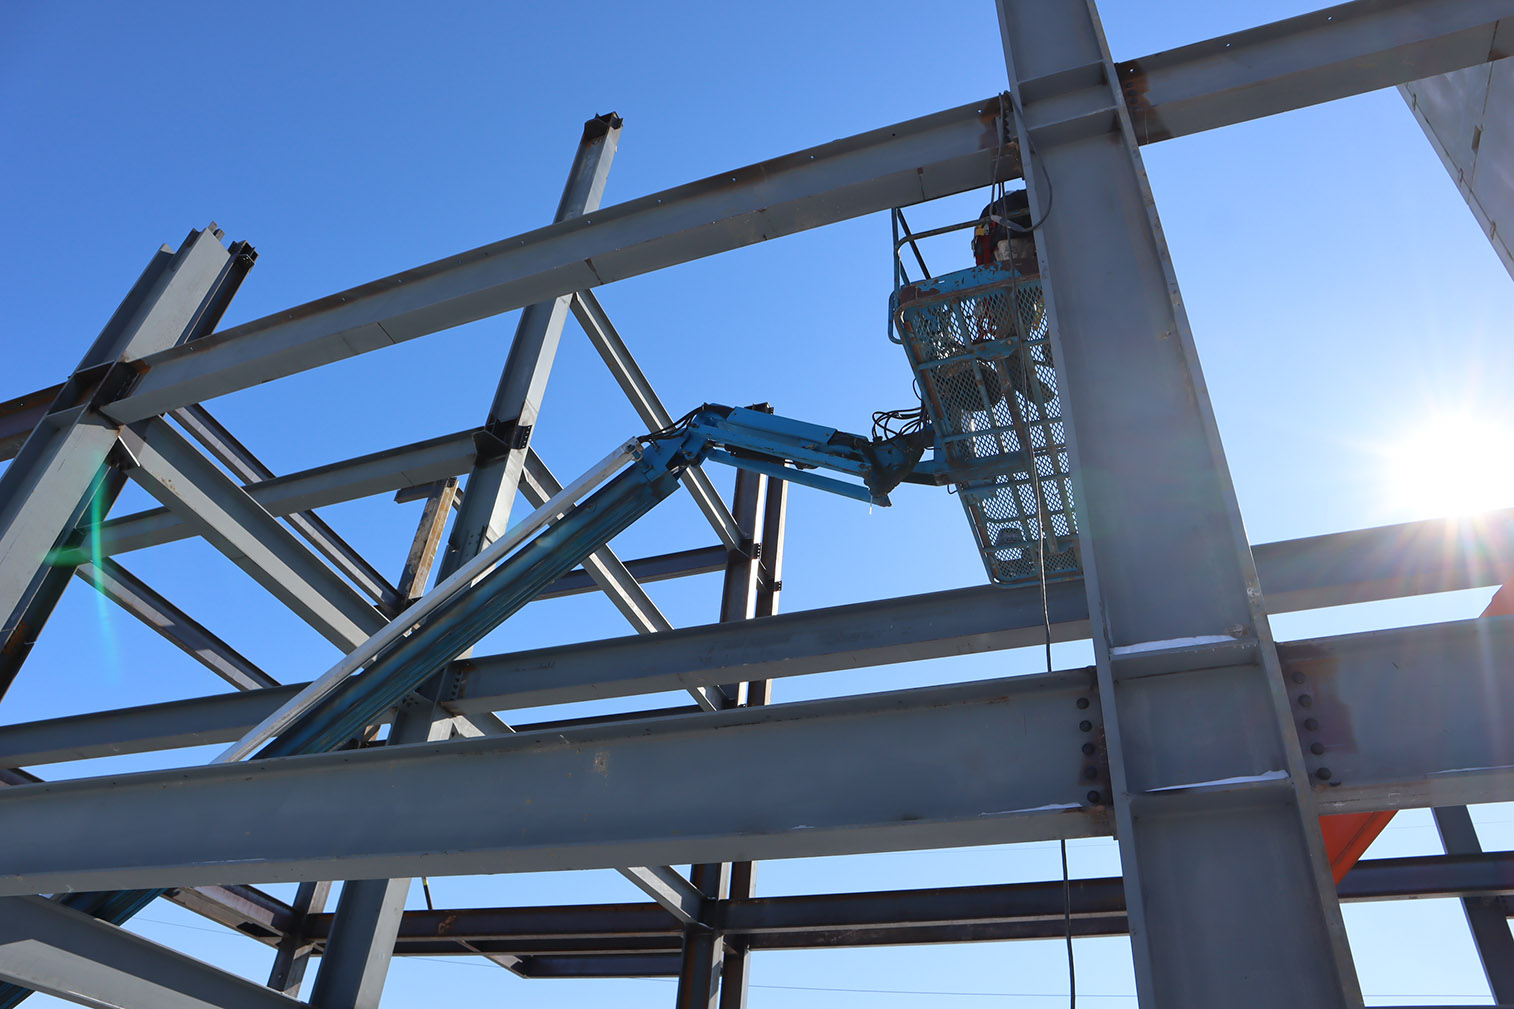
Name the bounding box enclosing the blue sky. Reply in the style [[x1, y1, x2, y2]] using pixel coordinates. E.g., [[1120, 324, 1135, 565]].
[[3, 1, 1513, 1006]]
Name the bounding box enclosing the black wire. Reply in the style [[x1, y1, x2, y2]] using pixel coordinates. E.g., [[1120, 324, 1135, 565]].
[[640, 405, 705, 443], [871, 405, 927, 441]]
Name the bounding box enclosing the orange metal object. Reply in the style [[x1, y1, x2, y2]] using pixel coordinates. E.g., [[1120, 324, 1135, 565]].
[[1318, 579, 1513, 882]]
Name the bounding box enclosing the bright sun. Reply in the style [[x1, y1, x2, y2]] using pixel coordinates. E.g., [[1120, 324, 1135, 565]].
[[1386, 414, 1514, 516]]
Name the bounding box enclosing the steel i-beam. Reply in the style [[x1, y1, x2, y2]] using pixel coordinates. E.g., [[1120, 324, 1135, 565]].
[[311, 112, 623, 1009], [995, 1, 1360, 1004]]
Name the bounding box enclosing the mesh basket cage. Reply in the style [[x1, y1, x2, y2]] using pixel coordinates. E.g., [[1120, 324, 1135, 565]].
[[891, 263, 1080, 586]]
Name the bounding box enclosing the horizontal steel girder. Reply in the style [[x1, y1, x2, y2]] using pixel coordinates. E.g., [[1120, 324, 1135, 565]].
[[2, 610, 1512, 893], [154, 850, 1512, 959], [86, 0, 1514, 424], [0, 895, 297, 1009], [1, 509, 1510, 768], [0, 671, 1107, 895], [70, 428, 481, 560]]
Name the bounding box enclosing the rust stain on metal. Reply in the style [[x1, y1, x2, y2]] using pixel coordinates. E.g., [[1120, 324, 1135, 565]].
[[1115, 59, 1173, 144]]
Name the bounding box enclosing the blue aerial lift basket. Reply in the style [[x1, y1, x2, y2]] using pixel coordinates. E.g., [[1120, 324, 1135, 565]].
[[891, 260, 1080, 586]]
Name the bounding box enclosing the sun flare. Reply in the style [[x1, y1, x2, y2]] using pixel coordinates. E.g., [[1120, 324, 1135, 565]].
[[1385, 414, 1514, 517]]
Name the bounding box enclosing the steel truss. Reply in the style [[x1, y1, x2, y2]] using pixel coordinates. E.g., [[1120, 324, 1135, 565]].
[[1, 1, 1512, 1007]]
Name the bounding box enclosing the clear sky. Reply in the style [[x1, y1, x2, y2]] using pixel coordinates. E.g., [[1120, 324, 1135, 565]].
[[3, 1, 1513, 1006]]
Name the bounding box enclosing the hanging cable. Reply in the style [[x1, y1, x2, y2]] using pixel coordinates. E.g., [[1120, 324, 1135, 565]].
[[1004, 83, 1075, 1006]]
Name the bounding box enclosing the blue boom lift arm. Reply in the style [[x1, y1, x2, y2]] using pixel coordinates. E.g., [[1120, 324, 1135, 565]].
[[0, 404, 942, 970], [257, 403, 933, 758]]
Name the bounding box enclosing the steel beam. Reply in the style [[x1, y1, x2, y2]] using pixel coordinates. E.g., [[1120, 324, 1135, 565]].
[[3, 507, 1511, 769], [678, 469, 766, 1009], [1434, 806, 1514, 1002], [162, 885, 295, 945], [1305, 615, 1514, 812], [997, 3, 1358, 1005], [1119, 0, 1514, 142], [74, 557, 277, 691], [571, 289, 741, 550], [267, 881, 331, 997], [171, 404, 402, 615], [76, 428, 478, 562], [0, 671, 1106, 894], [118, 418, 385, 651], [291, 851, 1514, 957], [81, 1, 1511, 426], [311, 115, 624, 1009], [720, 477, 787, 1009], [0, 227, 237, 699], [0, 895, 297, 1009], [519, 450, 673, 636], [535, 544, 727, 600]]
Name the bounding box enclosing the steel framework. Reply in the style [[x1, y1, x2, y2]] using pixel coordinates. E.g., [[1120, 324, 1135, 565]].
[[1, 2, 1513, 1007]]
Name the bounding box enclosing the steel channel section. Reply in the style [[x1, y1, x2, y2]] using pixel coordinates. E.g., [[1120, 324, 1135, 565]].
[[89, 0, 1514, 426], [3, 530, 1511, 771], [0, 896, 298, 1009], [0, 671, 1103, 895], [312, 114, 624, 1009], [996, 2, 1358, 1005], [678, 468, 766, 1009], [1433, 807, 1514, 1002]]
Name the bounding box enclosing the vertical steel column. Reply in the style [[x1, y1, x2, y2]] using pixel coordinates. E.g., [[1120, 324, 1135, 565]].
[[0, 227, 242, 699], [994, 3, 1360, 1006], [308, 115, 620, 1009], [1433, 806, 1514, 1001], [266, 880, 331, 997], [718, 478, 786, 1009], [435, 113, 622, 573], [677, 469, 767, 1009]]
